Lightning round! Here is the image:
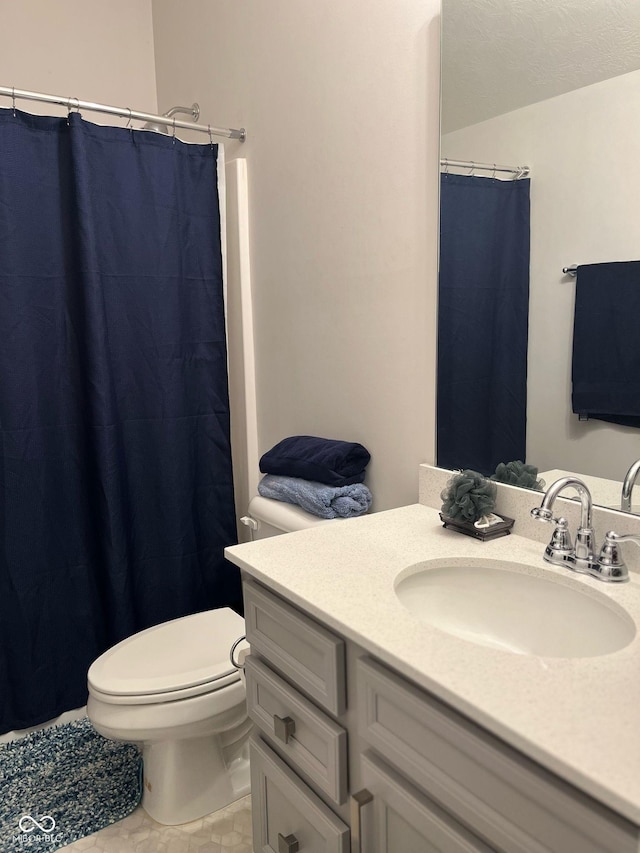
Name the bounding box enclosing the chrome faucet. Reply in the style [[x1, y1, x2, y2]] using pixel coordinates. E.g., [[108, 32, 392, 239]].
[[531, 476, 598, 573], [530, 476, 628, 582], [621, 459, 640, 513]]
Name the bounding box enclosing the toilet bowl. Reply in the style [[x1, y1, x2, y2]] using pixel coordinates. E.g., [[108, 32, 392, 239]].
[[87, 607, 251, 825]]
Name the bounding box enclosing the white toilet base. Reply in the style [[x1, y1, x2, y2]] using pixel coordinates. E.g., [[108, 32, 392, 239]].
[[142, 731, 251, 825]]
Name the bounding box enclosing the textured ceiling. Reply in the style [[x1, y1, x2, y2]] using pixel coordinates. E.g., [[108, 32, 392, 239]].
[[442, 0, 640, 133]]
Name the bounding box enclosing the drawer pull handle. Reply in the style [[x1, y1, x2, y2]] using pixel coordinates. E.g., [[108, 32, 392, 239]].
[[350, 788, 373, 853], [278, 832, 300, 853], [274, 714, 296, 744]]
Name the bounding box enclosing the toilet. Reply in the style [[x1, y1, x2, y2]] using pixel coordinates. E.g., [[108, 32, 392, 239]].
[[87, 495, 335, 825], [240, 494, 338, 539]]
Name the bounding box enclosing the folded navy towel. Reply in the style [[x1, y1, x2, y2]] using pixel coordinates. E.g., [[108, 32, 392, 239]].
[[258, 475, 372, 519], [259, 435, 371, 486], [572, 261, 640, 426]]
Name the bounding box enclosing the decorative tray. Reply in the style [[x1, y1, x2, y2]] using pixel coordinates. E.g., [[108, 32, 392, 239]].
[[439, 512, 515, 541]]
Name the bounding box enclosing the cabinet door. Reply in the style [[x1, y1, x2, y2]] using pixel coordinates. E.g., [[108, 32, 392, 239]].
[[357, 656, 637, 853], [358, 752, 492, 853], [251, 735, 349, 853]]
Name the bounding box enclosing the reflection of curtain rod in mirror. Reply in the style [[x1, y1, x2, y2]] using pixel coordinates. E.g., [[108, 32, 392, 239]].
[[440, 158, 530, 179]]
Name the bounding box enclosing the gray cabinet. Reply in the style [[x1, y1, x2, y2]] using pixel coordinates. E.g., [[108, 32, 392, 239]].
[[359, 752, 493, 853], [242, 577, 640, 853], [245, 655, 348, 804], [356, 656, 638, 853], [244, 580, 351, 850], [244, 580, 346, 715], [250, 736, 349, 853]]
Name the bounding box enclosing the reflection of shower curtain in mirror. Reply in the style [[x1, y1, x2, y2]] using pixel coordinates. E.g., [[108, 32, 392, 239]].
[[0, 108, 241, 733], [437, 173, 530, 475]]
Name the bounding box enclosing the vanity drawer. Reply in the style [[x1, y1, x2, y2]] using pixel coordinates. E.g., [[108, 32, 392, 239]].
[[244, 580, 346, 716], [246, 655, 348, 804], [357, 657, 637, 853], [250, 735, 349, 853]]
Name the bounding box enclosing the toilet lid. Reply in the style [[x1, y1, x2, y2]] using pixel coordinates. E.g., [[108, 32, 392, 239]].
[[88, 607, 245, 697]]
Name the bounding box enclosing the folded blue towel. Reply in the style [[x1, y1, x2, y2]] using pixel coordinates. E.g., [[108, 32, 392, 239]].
[[258, 474, 372, 519], [259, 435, 370, 486]]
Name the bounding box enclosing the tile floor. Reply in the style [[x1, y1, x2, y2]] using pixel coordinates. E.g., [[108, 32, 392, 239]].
[[60, 795, 253, 852]]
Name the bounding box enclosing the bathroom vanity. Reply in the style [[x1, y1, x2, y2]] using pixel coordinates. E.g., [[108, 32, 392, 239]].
[[225, 481, 640, 852]]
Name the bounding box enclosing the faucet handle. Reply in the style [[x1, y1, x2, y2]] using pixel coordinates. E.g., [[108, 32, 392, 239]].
[[543, 517, 573, 565], [596, 531, 636, 582]]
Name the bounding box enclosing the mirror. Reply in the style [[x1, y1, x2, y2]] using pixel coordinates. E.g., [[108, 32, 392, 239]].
[[440, 0, 640, 513]]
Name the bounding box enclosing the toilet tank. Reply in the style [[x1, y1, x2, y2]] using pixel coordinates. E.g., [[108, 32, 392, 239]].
[[241, 496, 337, 540]]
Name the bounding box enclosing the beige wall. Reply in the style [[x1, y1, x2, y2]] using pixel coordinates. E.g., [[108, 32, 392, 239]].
[[152, 0, 441, 511], [442, 69, 640, 484], [0, 0, 157, 118]]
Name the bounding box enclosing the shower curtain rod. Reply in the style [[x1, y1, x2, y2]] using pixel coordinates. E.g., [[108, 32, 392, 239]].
[[440, 158, 529, 179], [0, 85, 246, 141]]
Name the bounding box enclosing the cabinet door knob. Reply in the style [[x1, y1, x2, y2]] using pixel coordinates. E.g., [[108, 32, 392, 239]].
[[273, 714, 296, 744], [350, 788, 373, 853], [278, 832, 300, 853]]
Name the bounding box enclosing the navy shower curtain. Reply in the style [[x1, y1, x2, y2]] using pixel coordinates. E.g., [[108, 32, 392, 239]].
[[0, 109, 241, 733], [437, 173, 530, 475]]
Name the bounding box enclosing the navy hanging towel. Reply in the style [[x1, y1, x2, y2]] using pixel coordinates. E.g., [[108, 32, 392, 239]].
[[572, 261, 640, 427]]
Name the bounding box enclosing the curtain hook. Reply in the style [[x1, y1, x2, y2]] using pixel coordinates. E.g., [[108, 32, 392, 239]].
[[492, 163, 497, 179], [67, 97, 80, 125], [125, 107, 132, 129], [11, 86, 16, 116], [172, 116, 176, 144], [67, 98, 80, 126], [443, 158, 449, 175], [208, 124, 214, 150], [469, 161, 475, 176]]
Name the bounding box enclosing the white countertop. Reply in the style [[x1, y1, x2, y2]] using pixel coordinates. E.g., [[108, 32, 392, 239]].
[[225, 503, 640, 825]]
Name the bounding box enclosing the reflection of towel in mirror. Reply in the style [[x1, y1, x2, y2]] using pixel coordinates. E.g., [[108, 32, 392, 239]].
[[258, 474, 372, 519], [572, 261, 640, 427]]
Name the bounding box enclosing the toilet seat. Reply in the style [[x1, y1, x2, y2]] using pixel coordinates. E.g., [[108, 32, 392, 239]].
[[88, 669, 242, 705], [88, 607, 245, 705]]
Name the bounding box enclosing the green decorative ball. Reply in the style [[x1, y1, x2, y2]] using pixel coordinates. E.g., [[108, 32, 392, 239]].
[[440, 469, 497, 523], [490, 460, 545, 491]]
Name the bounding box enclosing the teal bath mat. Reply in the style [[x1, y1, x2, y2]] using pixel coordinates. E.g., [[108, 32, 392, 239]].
[[0, 717, 142, 853]]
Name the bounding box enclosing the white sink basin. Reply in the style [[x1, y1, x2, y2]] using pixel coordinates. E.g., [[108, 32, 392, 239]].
[[395, 559, 635, 657]]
